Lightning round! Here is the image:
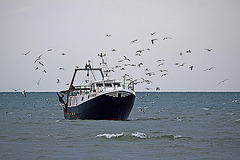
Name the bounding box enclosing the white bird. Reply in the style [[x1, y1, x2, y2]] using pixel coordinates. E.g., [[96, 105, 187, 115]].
[[22, 90, 26, 97]]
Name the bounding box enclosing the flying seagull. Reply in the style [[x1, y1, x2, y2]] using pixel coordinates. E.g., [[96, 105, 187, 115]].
[[150, 32, 156, 35], [186, 50, 191, 54], [123, 56, 130, 61], [21, 51, 30, 56], [98, 53, 106, 58], [158, 69, 168, 72], [178, 62, 187, 67], [161, 73, 168, 77], [158, 63, 164, 67], [106, 34, 111, 37], [38, 61, 44, 66], [204, 67, 216, 71], [136, 50, 144, 54], [218, 79, 229, 85], [33, 78, 41, 85], [57, 79, 61, 84], [12, 88, 20, 92], [135, 53, 141, 56], [163, 37, 172, 40], [34, 54, 43, 63], [130, 39, 137, 44], [151, 39, 158, 44], [138, 63, 143, 67], [22, 90, 26, 97], [47, 48, 53, 52], [189, 65, 194, 71], [205, 48, 213, 52], [157, 59, 165, 62]]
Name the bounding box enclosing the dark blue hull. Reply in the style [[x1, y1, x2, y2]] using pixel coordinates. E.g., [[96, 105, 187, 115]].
[[64, 92, 135, 120]]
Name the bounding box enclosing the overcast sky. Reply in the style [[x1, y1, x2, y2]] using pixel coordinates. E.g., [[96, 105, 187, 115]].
[[0, 0, 239, 92]]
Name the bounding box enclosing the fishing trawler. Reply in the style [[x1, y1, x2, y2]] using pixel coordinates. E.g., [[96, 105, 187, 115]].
[[57, 54, 135, 120]]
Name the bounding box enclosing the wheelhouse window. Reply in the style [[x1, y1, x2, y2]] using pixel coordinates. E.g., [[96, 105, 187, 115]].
[[96, 83, 103, 87], [113, 83, 121, 87], [105, 83, 112, 87]]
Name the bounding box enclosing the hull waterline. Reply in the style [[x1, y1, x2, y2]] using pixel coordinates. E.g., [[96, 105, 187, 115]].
[[64, 91, 135, 120]]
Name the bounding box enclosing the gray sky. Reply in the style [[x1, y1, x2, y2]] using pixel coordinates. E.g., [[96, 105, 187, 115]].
[[0, 0, 240, 92]]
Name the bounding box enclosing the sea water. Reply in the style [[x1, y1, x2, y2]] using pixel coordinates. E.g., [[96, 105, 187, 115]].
[[0, 92, 239, 160]]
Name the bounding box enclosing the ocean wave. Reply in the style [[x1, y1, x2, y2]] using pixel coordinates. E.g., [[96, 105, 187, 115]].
[[96, 132, 147, 140], [203, 107, 210, 111], [160, 135, 182, 140], [96, 132, 191, 141], [96, 133, 124, 139], [131, 132, 147, 138], [235, 119, 240, 123]]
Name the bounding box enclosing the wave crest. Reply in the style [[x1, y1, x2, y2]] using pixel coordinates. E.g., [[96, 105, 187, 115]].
[[96, 132, 190, 141], [96, 133, 124, 139]]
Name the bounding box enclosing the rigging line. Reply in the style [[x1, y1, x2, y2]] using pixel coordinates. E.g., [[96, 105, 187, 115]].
[[90, 57, 97, 81], [90, 70, 97, 81], [80, 75, 88, 85]]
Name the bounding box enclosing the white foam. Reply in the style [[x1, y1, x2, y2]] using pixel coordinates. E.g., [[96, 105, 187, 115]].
[[203, 108, 209, 111], [235, 119, 240, 122], [96, 133, 124, 139], [174, 135, 182, 139], [131, 132, 147, 139]]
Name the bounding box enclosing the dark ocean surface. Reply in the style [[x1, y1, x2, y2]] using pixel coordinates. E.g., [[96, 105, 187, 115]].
[[0, 92, 239, 160]]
